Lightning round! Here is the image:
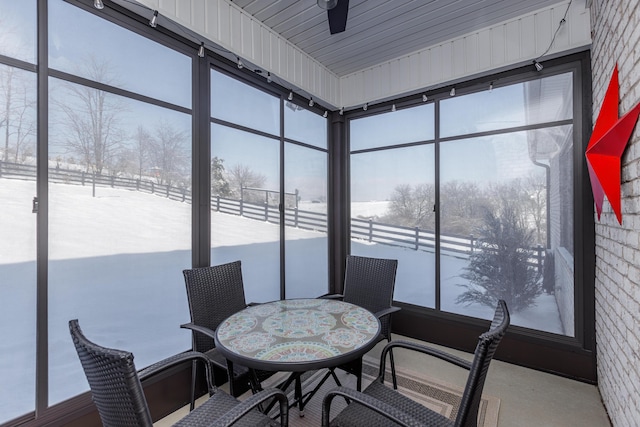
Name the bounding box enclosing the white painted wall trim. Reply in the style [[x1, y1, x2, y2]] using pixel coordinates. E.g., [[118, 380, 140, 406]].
[[340, 0, 592, 109], [127, 0, 590, 110]]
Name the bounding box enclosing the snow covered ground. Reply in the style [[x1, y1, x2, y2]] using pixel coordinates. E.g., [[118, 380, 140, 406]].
[[0, 178, 565, 421]]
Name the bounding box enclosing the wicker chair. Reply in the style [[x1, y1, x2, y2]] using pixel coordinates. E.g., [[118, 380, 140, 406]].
[[181, 261, 274, 410], [322, 255, 400, 390], [69, 319, 288, 427], [322, 299, 510, 427]]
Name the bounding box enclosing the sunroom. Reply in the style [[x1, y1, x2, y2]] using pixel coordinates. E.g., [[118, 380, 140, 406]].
[[1, 0, 637, 426]]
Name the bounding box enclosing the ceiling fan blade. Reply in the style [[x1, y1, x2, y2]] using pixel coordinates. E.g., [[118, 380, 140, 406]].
[[328, 0, 349, 34]]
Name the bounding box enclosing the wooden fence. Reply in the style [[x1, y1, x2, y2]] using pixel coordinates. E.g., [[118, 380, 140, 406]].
[[0, 160, 543, 271]]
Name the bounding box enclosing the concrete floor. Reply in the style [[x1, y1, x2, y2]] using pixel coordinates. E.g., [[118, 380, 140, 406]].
[[157, 334, 611, 426]]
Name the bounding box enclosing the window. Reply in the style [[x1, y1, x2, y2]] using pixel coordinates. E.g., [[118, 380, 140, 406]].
[[47, 0, 192, 405], [350, 71, 577, 337], [0, 1, 37, 423]]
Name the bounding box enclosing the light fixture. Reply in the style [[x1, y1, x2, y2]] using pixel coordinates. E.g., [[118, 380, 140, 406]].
[[288, 91, 293, 101], [317, 0, 338, 10], [489, 82, 493, 92], [323, 111, 328, 118], [391, 104, 396, 112], [149, 10, 158, 28], [450, 87, 455, 96], [533, 60, 544, 72], [266, 72, 272, 83], [339, 107, 344, 115], [309, 98, 315, 107], [237, 58, 244, 69], [94, 0, 104, 9], [197, 43, 205, 58], [363, 103, 368, 111], [422, 94, 428, 102]]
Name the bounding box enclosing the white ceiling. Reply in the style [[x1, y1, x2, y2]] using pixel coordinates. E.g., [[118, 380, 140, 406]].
[[229, 0, 565, 77]]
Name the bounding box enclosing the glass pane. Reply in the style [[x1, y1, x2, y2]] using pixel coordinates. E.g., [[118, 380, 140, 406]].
[[49, 0, 191, 108], [439, 125, 573, 336], [211, 69, 279, 136], [0, 0, 36, 64], [350, 103, 434, 151], [441, 72, 573, 137], [284, 143, 328, 298], [284, 102, 327, 149], [211, 124, 280, 302], [0, 65, 36, 423], [48, 77, 192, 404], [350, 145, 435, 308]]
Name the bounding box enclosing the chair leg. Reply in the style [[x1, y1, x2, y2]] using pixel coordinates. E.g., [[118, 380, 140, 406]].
[[189, 360, 197, 411], [226, 359, 236, 397], [387, 337, 398, 390]]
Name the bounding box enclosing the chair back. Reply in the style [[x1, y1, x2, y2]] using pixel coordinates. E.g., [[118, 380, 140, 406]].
[[69, 319, 153, 427], [342, 255, 398, 339], [455, 299, 510, 427], [183, 261, 247, 353]]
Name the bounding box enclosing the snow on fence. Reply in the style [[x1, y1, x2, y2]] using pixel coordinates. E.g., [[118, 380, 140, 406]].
[[0, 160, 543, 272]]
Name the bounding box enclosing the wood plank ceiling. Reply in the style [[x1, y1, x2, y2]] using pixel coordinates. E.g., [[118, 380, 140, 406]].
[[230, 0, 565, 77]]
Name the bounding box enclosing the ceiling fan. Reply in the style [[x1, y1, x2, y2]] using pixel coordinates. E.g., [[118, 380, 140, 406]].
[[317, 0, 350, 34]]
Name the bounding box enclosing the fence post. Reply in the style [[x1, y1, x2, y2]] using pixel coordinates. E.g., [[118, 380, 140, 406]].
[[537, 244, 543, 274], [136, 179, 140, 191], [92, 173, 96, 197], [470, 234, 475, 253], [181, 187, 186, 202], [368, 219, 373, 242], [216, 195, 220, 211], [294, 207, 299, 227], [415, 227, 420, 251], [264, 203, 269, 221], [151, 181, 155, 194], [240, 187, 244, 216], [110, 176, 115, 188], [166, 184, 170, 198], [0, 160, 3, 177]]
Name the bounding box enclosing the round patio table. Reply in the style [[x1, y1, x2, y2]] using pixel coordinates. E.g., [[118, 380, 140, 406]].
[[214, 298, 381, 415]]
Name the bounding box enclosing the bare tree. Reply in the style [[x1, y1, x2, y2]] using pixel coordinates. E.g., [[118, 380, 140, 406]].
[[55, 56, 126, 174], [227, 164, 266, 198], [147, 122, 189, 187], [385, 183, 435, 227], [132, 125, 153, 179], [0, 66, 36, 163]]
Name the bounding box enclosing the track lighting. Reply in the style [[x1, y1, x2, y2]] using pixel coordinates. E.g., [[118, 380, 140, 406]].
[[450, 87, 455, 96], [533, 60, 543, 72], [323, 111, 328, 118], [94, 0, 104, 9], [197, 43, 205, 58], [339, 107, 344, 115], [363, 103, 368, 111], [309, 98, 314, 107], [237, 58, 244, 69], [266, 72, 272, 83], [489, 82, 493, 92], [422, 94, 428, 102], [288, 91, 293, 101], [149, 10, 158, 27]]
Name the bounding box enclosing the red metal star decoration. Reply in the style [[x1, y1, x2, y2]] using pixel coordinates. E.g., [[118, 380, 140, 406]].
[[586, 64, 640, 224]]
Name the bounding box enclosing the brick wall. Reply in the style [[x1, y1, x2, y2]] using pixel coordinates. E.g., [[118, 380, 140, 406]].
[[591, 0, 640, 425]]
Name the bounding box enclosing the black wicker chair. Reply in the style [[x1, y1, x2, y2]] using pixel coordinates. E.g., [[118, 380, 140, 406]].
[[181, 261, 275, 409], [69, 319, 288, 427], [322, 299, 510, 427], [321, 255, 400, 390]]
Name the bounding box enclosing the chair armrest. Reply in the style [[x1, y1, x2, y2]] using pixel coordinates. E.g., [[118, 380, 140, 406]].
[[138, 351, 214, 393], [378, 340, 472, 382], [374, 306, 401, 319], [209, 387, 289, 427], [322, 386, 420, 427], [318, 293, 344, 300], [181, 322, 216, 340]]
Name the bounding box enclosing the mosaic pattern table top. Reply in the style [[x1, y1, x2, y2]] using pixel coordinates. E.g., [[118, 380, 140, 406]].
[[215, 298, 381, 372]]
